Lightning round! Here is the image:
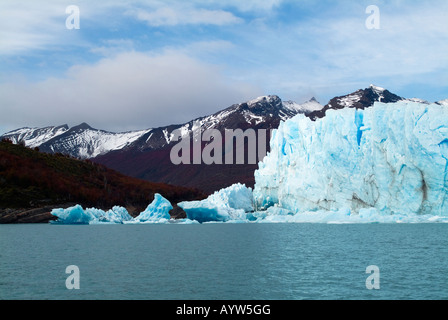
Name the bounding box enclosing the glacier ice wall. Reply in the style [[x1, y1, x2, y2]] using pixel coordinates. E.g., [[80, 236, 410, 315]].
[[253, 101, 448, 216]]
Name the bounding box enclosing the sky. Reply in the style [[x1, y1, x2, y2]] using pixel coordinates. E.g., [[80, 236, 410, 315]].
[[1, 0, 447, 134]]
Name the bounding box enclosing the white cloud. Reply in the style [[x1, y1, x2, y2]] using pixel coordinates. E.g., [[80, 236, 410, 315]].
[[224, 0, 282, 12], [90, 39, 136, 57], [0, 51, 262, 132], [0, 1, 65, 55], [228, 1, 448, 102], [0, 0, 264, 56], [131, 7, 243, 26]]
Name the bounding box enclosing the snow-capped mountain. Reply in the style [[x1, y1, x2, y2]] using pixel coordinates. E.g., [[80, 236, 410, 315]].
[[2, 125, 69, 148], [2, 86, 443, 193], [308, 84, 403, 120], [95, 95, 321, 193], [2, 95, 320, 160], [37, 123, 151, 159], [93, 94, 322, 154], [2, 123, 151, 159], [283, 97, 323, 115]]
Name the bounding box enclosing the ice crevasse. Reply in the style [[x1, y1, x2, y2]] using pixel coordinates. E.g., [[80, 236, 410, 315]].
[[253, 101, 448, 218]]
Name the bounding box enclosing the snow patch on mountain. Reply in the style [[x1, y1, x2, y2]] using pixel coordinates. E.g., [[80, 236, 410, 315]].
[[2, 125, 68, 148], [337, 92, 363, 107], [64, 128, 152, 158], [283, 98, 323, 114]]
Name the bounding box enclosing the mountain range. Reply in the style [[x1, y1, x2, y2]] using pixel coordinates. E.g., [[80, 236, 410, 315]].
[[3, 85, 447, 193]]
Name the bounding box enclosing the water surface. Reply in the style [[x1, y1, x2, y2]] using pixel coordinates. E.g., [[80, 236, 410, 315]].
[[0, 223, 447, 300]]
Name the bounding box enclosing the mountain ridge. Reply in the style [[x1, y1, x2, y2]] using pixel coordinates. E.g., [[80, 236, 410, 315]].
[[3, 85, 444, 193], [2, 94, 322, 159]]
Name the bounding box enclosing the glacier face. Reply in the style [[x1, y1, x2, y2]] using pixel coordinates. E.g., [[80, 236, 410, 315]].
[[253, 101, 448, 217]]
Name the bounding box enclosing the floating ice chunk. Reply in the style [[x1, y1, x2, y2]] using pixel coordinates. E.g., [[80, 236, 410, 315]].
[[134, 193, 173, 222], [178, 183, 253, 223], [50, 194, 173, 224], [51, 205, 96, 224], [51, 205, 132, 224], [102, 206, 133, 223]]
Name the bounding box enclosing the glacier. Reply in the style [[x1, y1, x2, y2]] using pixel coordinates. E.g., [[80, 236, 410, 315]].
[[50, 100, 448, 225], [253, 101, 448, 219]]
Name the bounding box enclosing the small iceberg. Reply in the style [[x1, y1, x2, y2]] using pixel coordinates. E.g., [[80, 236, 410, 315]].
[[133, 193, 173, 223], [51, 193, 170, 224], [178, 183, 254, 223]]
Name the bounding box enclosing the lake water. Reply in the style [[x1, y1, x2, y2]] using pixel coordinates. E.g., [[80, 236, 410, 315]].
[[0, 223, 447, 300]]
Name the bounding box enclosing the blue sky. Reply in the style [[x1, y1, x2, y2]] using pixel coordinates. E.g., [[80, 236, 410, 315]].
[[1, 0, 447, 134]]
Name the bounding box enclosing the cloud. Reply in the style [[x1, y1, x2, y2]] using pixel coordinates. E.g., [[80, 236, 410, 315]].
[[131, 7, 243, 26], [0, 51, 262, 132], [206, 0, 282, 12], [90, 39, 136, 57], [1, 0, 447, 134], [226, 0, 448, 102], [0, 1, 66, 55]]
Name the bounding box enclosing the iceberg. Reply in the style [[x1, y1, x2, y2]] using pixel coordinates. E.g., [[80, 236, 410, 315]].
[[133, 193, 173, 223], [178, 183, 254, 223], [51, 205, 95, 224], [100, 206, 134, 223], [51, 194, 169, 224], [51, 205, 132, 224], [253, 101, 448, 218]]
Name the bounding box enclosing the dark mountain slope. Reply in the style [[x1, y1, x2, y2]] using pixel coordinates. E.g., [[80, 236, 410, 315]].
[[0, 140, 205, 223]]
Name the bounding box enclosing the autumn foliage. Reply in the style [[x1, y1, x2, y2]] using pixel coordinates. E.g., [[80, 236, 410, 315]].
[[0, 139, 206, 213]]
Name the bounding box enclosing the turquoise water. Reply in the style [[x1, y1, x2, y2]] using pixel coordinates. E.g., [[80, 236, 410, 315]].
[[0, 223, 447, 300]]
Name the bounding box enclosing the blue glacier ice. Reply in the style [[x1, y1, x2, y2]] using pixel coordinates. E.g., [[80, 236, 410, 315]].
[[51, 205, 95, 224], [51, 194, 169, 224], [133, 193, 173, 223], [51, 205, 132, 224], [178, 183, 253, 223], [103, 206, 133, 223], [253, 101, 448, 221]]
